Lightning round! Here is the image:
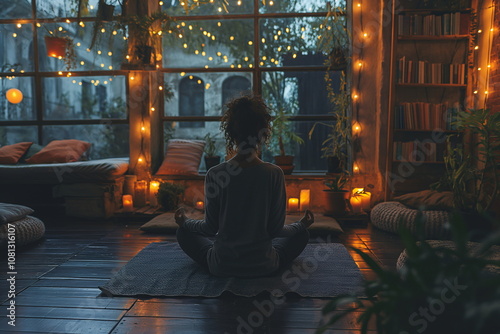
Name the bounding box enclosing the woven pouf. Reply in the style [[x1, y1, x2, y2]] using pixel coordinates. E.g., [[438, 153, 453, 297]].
[[370, 201, 451, 239], [0, 215, 45, 247], [397, 240, 500, 275]]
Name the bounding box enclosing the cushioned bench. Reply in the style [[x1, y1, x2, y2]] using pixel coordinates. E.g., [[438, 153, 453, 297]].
[[0, 158, 129, 219]]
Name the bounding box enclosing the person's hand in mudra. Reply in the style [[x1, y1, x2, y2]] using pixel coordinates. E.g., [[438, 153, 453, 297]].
[[175, 207, 186, 227], [299, 209, 314, 228]]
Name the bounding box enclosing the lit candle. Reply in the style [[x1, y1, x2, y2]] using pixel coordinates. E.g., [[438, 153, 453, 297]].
[[299, 189, 310, 211], [195, 201, 204, 210], [351, 188, 372, 212], [288, 198, 299, 212], [135, 180, 147, 207], [122, 195, 133, 212], [149, 181, 160, 207], [350, 195, 363, 214], [361, 191, 372, 211]]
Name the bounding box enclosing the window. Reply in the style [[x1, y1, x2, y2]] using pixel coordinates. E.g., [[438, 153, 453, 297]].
[[222, 76, 252, 109], [162, 1, 347, 171], [179, 76, 205, 128], [1, 1, 349, 171], [0, 1, 128, 159]]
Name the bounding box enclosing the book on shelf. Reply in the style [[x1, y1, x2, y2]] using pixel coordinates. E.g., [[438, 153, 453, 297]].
[[393, 141, 439, 162], [395, 102, 460, 130], [398, 12, 470, 36], [397, 56, 466, 84]]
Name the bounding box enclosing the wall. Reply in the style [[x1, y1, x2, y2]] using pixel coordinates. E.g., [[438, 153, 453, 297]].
[[489, 1, 500, 109]]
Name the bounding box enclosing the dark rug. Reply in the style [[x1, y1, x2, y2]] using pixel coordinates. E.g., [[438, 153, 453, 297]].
[[99, 242, 364, 298]]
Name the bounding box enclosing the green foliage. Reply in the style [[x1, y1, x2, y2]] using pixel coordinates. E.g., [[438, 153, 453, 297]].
[[271, 107, 304, 156], [316, 3, 350, 68], [432, 108, 500, 214], [317, 213, 500, 334], [157, 182, 186, 211], [203, 132, 219, 157], [324, 172, 350, 192], [309, 72, 351, 166]]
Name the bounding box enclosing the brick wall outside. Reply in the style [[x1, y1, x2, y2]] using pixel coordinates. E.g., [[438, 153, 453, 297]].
[[489, 1, 500, 111]]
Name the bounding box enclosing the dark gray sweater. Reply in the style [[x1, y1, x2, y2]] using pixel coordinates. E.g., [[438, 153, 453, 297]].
[[183, 161, 305, 277]]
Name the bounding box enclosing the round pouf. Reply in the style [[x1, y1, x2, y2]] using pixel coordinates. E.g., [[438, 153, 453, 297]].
[[370, 201, 451, 239], [397, 240, 500, 276], [0, 216, 45, 247]]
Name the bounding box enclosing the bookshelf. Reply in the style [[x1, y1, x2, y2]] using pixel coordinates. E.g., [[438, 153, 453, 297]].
[[386, 2, 474, 197]]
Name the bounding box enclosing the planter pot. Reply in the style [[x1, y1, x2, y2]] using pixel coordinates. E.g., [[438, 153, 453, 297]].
[[205, 156, 221, 171], [323, 190, 350, 217], [97, 1, 115, 21], [274, 155, 294, 175], [45, 36, 68, 58], [135, 45, 153, 65], [327, 156, 342, 174]]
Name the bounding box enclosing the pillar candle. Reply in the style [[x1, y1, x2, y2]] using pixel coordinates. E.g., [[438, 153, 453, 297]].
[[122, 195, 133, 212], [361, 191, 372, 211], [134, 180, 147, 207], [124, 175, 137, 197], [149, 181, 160, 207], [288, 198, 299, 212], [195, 201, 204, 210], [299, 189, 310, 211], [350, 195, 363, 214]]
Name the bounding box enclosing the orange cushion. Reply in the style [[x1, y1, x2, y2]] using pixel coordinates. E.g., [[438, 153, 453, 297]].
[[0, 142, 33, 164], [156, 139, 205, 175], [26, 139, 91, 164]]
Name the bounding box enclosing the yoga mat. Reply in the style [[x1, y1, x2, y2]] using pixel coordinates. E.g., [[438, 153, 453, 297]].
[[99, 242, 364, 298]]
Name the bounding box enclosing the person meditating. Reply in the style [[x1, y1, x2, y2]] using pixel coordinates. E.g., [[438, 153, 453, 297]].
[[175, 95, 314, 277]]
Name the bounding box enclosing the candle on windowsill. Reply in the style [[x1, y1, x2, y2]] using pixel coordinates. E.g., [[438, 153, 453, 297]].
[[135, 180, 147, 207], [122, 195, 133, 212], [350, 195, 363, 214], [352, 188, 372, 213], [288, 198, 299, 212], [149, 181, 160, 207], [195, 201, 204, 210], [299, 189, 310, 211]]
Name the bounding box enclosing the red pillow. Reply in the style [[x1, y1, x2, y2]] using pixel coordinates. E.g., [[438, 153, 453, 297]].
[[0, 142, 33, 164], [26, 139, 91, 164], [156, 139, 205, 175]]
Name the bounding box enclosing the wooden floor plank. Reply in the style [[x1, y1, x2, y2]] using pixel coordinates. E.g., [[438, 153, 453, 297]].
[[14, 306, 126, 321], [0, 318, 118, 334], [2, 295, 136, 309], [32, 278, 109, 288]]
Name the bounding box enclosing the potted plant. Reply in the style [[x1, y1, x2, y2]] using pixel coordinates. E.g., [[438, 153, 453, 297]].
[[323, 172, 350, 216], [309, 73, 351, 174], [317, 3, 350, 70], [44, 27, 77, 71], [117, 10, 179, 66], [271, 107, 305, 174], [317, 215, 500, 334], [203, 133, 221, 171], [431, 108, 500, 231], [157, 182, 185, 211]]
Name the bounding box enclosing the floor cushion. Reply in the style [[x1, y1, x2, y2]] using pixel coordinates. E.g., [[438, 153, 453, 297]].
[[140, 211, 343, 236], [397, 240, 500, 276], [370, 201, 451, 239], [0, 215, 45, 247], [0, 203, 34, 224]]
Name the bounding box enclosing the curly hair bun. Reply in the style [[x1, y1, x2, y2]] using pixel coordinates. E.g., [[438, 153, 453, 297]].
[[221, 95, 272, 152]]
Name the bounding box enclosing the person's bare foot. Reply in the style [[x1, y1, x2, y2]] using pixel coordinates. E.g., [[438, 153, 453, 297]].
[[175, 207, 187, 227], [300, 209, 314, 228]]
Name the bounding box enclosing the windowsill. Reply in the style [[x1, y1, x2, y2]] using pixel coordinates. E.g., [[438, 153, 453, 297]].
[[155, 172, 331, 181]]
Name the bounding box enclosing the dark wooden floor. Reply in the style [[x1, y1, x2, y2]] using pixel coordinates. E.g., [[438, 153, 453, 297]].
[[0, 213, 405, 334]]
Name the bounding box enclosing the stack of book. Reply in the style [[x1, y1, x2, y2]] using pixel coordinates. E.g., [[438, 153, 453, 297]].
[[394, 102, 460, 130], [398, 56, 466, 84], [393, 141, 439, 162], [398, 12, 470, 36]]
